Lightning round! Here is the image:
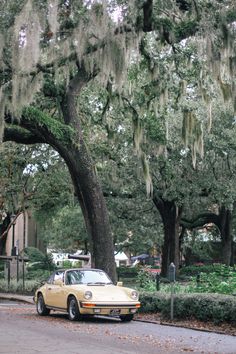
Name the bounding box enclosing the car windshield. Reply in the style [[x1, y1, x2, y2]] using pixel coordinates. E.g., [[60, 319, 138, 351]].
[[65, 269, 113, 285]]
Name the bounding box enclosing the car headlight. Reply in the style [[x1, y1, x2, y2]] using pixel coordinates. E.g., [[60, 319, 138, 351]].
[[130, 290, 139, 300], [84, 290, 93, 300]]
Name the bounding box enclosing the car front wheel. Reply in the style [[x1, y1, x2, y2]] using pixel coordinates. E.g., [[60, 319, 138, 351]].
[[120, 314, 134, 322], [68, 296, 82, 321], [37, 294, 50, 316]]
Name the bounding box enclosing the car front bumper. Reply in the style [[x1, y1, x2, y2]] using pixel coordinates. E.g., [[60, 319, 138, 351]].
[[79, 301, 141, 315]]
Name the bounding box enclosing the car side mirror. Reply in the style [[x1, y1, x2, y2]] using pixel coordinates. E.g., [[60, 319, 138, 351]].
[[116, 281, 123, 287], [54, 279, 63, 286]]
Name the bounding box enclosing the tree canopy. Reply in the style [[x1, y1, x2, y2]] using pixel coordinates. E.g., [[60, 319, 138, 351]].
[[0, 0, 236, 279]]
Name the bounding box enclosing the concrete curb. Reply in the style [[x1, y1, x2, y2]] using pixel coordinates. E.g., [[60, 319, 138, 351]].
[[0, 293, 34, 304]]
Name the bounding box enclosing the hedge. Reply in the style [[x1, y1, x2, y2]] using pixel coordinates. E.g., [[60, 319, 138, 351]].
[[117, 267, 138, 279], [139, 292, 236, 324]]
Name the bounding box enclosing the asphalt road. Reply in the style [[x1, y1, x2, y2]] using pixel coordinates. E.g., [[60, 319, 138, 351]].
[[0, 300, 235, 354]]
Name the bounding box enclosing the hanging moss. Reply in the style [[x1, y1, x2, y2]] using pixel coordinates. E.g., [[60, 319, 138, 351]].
[[219, 80, 232, 102], [0, 87, 5, 143], [133, 115, 143, 155], [140, 152, 153, 198], [182, 108, 204, 167]]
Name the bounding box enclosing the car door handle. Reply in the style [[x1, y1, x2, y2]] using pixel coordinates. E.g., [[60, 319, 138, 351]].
[[48, 287, 52, 290]]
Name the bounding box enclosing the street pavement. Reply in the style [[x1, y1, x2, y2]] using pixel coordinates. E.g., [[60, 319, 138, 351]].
[[1, 294, 236, 353]]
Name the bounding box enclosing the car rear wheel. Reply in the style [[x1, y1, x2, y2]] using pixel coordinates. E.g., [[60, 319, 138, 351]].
[[37, 294, 50, 316], [120, 314, 134, 322], [68, 296, 82, 321]]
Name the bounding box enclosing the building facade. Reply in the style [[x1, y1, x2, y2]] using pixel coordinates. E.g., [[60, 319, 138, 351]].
[[5, 211, 45, 256]]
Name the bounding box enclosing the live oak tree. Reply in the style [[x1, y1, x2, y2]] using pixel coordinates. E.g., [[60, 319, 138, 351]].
[[113, 23, 236, 274], [180, 107, 236, 266], [75, 82, 163, 256], [0, 0, 235, 280]]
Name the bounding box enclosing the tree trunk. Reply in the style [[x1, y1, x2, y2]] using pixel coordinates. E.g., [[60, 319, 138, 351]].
[[5, 66, 117, 282], [218, 206, 232, 266], [153, 196, 181, 277], [0, 214, 11, 255], [180, 207, 234, 267], [54, 143, 117, 281], [230, 241, 234, 267]]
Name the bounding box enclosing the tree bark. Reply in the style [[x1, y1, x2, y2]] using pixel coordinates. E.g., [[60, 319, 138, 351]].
[[0, 214, 11, 255], [181, 206, 234, 266], [4, 67, 117, 282], [218, 206, 232, 266], [153, 195, 182, 277]]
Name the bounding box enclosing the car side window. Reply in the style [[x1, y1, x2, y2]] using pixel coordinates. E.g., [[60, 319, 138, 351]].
[[65, 271, 72, 285], [46, 274, 54, 284], [54, 271, 64, 283], [47, 271, 64, 284]]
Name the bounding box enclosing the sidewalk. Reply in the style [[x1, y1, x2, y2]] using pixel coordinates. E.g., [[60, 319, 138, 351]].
[[0, 292, 34, 304]]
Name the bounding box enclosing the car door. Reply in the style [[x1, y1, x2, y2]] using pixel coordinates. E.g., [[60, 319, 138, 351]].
[[45, 271, 67, 309]]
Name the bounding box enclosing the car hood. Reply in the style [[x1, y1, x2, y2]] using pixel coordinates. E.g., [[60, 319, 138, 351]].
[[70, 284, 136, 302]]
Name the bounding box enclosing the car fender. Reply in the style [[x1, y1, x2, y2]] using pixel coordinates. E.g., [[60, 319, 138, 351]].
[[66, 291, 83, 309]]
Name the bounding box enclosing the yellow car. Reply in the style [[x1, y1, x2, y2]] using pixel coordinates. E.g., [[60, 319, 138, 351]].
[[34, 268, 140, 322]]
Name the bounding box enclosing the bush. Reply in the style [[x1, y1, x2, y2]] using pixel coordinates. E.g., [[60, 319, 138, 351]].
[[26, 268, 51, 281], [186, 264, 236, 295], [179, 264, 224, 276], [0, 262, 4, 271], [139, 292, 236, 324], [117, 266, 138, 279], [25, 247, 55, 271], [139, 292, 168, 312], [24, 247, 46, 262], [0, 279, 43, 295], [136, 268, 157, 291]]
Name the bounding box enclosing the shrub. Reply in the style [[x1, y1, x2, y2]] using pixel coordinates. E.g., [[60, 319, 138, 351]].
[[25, 247, 55, 271], [26, 268, 51, 281], [139, 292, 168, 312], [0, 279, 42, 295], [117, 266, 138, 279], [24, 247, 46, 262], [136, 268, 156, 291], [187, 264, 236, 295], [139, 292, 236, 324], [134, 263, 236, 295], [179, 263, 231, 276]]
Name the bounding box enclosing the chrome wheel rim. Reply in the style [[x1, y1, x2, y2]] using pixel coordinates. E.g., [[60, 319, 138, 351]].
[[37, 297, 43, 313], [69, 299, 76, 318]]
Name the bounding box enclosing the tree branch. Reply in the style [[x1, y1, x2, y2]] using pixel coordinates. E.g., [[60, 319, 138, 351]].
[[3, 127, 45, 145], [180, 212, 220, 229]]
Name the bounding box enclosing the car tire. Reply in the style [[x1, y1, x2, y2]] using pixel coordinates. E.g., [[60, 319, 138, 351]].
[[37, 294, 50, 316], [120, 314, 134, 322], [68, 296, 82, 321]]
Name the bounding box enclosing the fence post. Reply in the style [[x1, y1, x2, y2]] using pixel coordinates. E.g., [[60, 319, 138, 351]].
[[7, 261, 10, 291], [196, 272, 200, 286], [169, 263, 176, 321], [156, 272, 160, 291]]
